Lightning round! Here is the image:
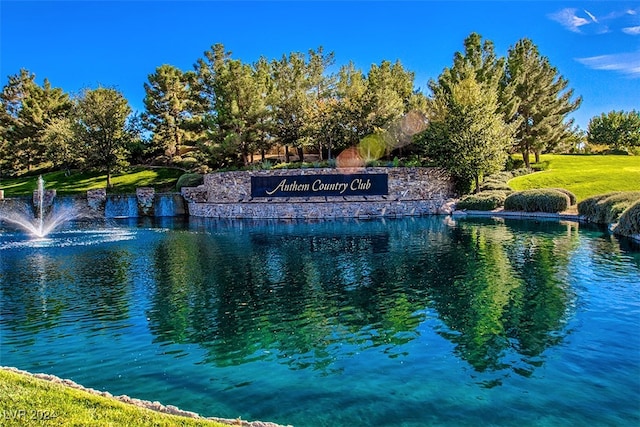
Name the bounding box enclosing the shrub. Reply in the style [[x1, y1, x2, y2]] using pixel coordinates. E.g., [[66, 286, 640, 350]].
[[175, 173, 204, 191], [578, 191, 640, 224], [174, 156, 199, 170], [549, 188, 577, 206], [614, 200, 640, 237], [456, 191, 508, 211], [504, 189, 570, 213], [479, 181, 512, 192], [478, 168, 532, 192]]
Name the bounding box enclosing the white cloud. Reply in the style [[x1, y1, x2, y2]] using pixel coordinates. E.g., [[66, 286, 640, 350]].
[[576, 52, 640, 77], [549, 8, 591, 33], [584, 9, 598, 24], [622, 26, 640, 35]]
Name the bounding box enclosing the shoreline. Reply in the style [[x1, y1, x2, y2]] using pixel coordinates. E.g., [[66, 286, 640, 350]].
[[452, 208, 640, 243], [0, 366, 291, 427]]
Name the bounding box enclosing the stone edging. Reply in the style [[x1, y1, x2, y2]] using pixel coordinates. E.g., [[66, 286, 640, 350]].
[[452, 209, 582, 221], [453, 209, 640, 243], [1, 366, 291, 427]]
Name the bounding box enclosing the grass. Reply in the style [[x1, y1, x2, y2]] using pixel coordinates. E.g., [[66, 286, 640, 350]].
[[0, 167, 185, 197], [508, 154, 640, 202], [0, 369, 232, 427]]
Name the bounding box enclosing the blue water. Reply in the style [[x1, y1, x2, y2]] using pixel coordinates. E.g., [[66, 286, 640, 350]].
[[1, 217, 638, 426]]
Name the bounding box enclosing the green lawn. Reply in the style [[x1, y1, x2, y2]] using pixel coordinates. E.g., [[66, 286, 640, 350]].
[[0, 369, 231, 427], [0, 167, 185, 197], [508, 154, 640, 201]]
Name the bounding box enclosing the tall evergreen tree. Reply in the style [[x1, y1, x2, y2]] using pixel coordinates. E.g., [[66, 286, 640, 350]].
[[505, 38, 582, 166], [143, 64, 195, 160], [74, 87, 132, 188], [270, 51, 311, 162], [0, 69, 72, 172]]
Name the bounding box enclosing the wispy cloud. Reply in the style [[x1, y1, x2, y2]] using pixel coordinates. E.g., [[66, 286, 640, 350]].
[[576, 52, 640, 77], [549, 8, 592, 33], [549, 6, 640, 35], [622, 26, 640, 35]]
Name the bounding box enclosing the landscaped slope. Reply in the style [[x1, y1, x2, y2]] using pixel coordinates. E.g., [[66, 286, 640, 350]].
[[508, 155, 640, 202]]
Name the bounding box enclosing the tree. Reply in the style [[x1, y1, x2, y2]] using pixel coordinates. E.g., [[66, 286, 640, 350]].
[[335, 61, 369, 148], [143, 64, 195, 160], [430, 33, 507, 113], [587, 110, 640, 151], [42, 116, 78, 174], [270, 50, 312, 162], [417, 74, 513, 193], [74, 87, 132, 188], [303, 47, 337, 160], [0, 69, 72, 173], [505, 38, 582, 166]]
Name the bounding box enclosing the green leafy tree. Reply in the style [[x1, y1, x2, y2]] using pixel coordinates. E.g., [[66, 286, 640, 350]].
[[587, 110, 640, 151], [74, 87, 132, 188], [505, 38, 582, 166], [143, 64, 196, 160], [418, 74, 513, 193], [303, 47, 337, 160], [335, 61, 369, 148], [42, 116, 78, 174]]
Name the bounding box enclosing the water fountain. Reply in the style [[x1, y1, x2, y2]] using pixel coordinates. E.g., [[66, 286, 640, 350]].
[[0, 176, 81, 238]]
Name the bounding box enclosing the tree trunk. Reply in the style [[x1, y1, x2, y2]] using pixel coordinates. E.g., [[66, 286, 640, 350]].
[[474, 175, 480, 194], [534, 150, 541, 164], [261, 149, 266, 162], [522, 150, 530, 168], [285, 145, 290, 163], [297, 146, 304, 163]]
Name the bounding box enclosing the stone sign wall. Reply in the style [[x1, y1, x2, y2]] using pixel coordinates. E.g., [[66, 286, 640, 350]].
[[183, 167, 455, 219]]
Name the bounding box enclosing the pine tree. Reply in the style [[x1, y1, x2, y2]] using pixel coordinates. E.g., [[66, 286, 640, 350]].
[[143, 64, 195, 160], [0, 69, 72, 172], [505, 38, 581, 166]]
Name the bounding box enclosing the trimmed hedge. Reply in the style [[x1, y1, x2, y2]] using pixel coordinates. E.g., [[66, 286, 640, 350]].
[[478, 168, 532, 192], [615, 200, 640, 237], [456, 191, 509, 211], [549, 188, 577, 206], [578, 191, 640, 224], [504, 189, 570, 213], [175, 173, 204, 191]]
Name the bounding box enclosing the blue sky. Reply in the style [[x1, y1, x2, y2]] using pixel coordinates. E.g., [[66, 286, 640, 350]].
[[1, 1, 639, 130]]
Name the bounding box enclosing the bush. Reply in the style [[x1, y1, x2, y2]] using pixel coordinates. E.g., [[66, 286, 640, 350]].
[[174, 156, 199, 170], [456, 191, 508, 211], [479, 180, 512, 192], [175, 173, 204, 191], [615, 200, 640, 236], [504, 189, 570, 213], [578, 191, 640, 224], [550, 188, 577, 206], [478, 168, 532, 193]]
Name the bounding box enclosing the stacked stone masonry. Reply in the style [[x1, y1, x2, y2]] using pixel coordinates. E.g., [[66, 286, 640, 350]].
[[183, 167, 456, 219]]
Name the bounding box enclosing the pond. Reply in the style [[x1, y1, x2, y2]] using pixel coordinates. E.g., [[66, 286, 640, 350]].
[[1, 216, 639, 426]]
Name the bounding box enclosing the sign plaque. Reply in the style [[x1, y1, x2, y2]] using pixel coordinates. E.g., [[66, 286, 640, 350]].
[[251, 174, 388, 198]]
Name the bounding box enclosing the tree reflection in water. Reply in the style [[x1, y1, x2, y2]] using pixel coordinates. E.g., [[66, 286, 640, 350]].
[[147, 217, 579, 382]]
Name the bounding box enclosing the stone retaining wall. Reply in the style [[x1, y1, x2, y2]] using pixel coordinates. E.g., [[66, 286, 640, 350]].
[[183, 167, 456, 219]]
